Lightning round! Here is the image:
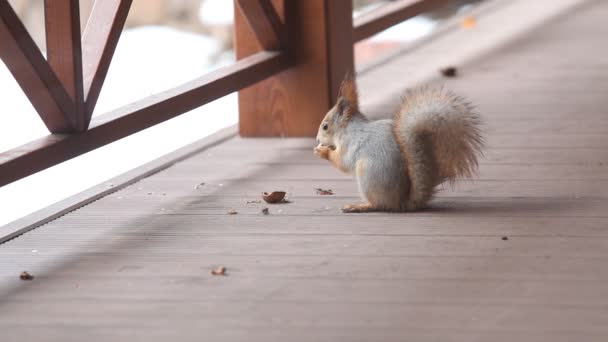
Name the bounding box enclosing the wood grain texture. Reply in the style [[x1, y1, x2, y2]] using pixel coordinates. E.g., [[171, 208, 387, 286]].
[[236, 0, 354, 137], [2, 1, 608, 341], [0, 0, 76, 132], [44, 0, 85, 131]]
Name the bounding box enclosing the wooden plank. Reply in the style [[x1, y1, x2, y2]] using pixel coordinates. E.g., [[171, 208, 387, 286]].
[[74, 195, 608, 219], [0, 323, 604, 342], [235, 0, 354, 136], [235, 0, 284, 50], [127, 177, 608, 199], [1, 296, 607, 332], [0, 51, 289, 187], [82, 0, 132, 122], [353, 0, 451, 42], [0, 0, 76, 132], [57, 179, 585, 201], [6, 231, 608, 257], [44, 0, 86, 131], [5, 261, 608, 300], [40, 214, 608, 238]]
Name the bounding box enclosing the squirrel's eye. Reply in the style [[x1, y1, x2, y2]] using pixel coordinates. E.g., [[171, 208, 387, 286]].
[[322, 123, 329, 131]]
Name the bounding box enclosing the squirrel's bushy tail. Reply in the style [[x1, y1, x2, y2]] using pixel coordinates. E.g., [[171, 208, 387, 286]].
[[392, 86, 483, 210]]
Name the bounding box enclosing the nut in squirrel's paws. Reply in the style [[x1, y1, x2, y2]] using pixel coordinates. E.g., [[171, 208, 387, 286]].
[[314, 144, 333, 159]]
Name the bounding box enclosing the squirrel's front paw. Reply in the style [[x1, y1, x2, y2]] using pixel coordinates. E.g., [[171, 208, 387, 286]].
[[314, 144, 331, 159]]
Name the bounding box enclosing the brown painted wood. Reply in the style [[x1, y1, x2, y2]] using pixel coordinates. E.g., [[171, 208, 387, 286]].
[[44, 0, 86, 131], [0, 0, 76, 133], [354, 0, 451, 42], [236, 0, 354, 137], [235, 0, 284, 50], [82, 0, 132, 122], [0, 51, 289, 187]]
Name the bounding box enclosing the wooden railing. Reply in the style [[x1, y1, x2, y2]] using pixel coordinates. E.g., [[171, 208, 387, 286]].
[[0, 0, 450, 187]]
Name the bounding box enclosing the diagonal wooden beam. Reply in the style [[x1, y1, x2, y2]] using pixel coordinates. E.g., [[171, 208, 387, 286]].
[[0, 0, 77, 133], [82, 0, 132, 122], [236, 0, 284, 51], [44, 0, 86, 131], [0, 50, 290, 187]]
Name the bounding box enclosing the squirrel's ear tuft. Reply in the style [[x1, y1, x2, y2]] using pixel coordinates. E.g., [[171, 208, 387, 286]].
[[338, 73, 359, 117]]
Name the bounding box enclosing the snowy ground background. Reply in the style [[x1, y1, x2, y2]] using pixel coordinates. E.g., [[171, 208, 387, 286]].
[[0, 0, 478, 226]]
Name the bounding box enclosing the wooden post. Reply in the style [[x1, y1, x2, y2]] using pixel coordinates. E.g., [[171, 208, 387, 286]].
[[235, 0, 354, 137]]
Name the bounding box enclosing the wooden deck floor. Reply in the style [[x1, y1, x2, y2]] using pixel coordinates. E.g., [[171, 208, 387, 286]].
[[2, 1, 608, 341]]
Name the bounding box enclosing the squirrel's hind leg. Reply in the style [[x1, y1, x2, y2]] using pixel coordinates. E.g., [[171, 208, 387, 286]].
[[342, 159, 405, 213]]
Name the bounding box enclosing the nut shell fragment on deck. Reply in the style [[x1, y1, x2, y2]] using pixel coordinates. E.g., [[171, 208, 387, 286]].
[[20, 271, 34, 280], [262, 191, 286, 204], [440, 66, 457, 77], [211, 266, 227, 276]]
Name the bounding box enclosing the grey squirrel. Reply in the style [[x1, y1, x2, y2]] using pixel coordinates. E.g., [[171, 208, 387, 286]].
[[314, 75, 484, 212]]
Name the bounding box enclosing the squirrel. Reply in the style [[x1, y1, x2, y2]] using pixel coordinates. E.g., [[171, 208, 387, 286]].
[[314, 75, 484, 213]]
